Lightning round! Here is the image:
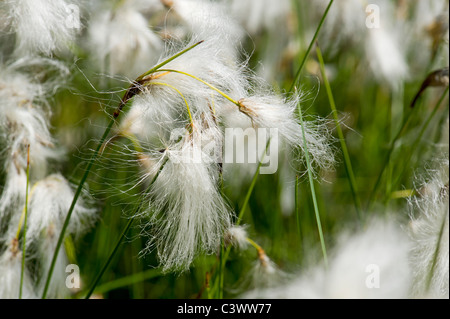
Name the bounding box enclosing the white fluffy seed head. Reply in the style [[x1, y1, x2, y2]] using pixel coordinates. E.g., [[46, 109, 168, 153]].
[[408, 160, 449, 298], [242, 218, 412, 299], [0, 62, 66, 222], [168, 0, 244, 56], [139, 129, 232, 272], [0, 239, 36, 299], [147, 36, 248, 111], [325, 219, 411, 298], [26, 173, 96, 244], [225, 0, 291, 35], [236, 94, 335, 173], [224, 225, 250, 250], [0, 164, 27, 225], [87, 2, 163, 78], [0, 59, 69, 176], [235, 250, 287, 294], [365, 27, 409, 88], [2, 0, 81, 55]]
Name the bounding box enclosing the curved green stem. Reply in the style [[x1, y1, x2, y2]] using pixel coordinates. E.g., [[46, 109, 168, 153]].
[[155, 69, 240, 107], [147, 81, 194, 126]]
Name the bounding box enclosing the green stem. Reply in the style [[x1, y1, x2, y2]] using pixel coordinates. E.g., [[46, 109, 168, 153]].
[[368, 88, 448, 209], [425, 201, 448, 293], [295, 175, 304, 257], [85, 216, 136, 299], [41, 120, 115, 299], [154, 69, 240, 106], [215, 140, 270, 298], [289, 0, 334, 93], [41, 41, 204, 299], [390, 88, 449, 199], [84, 158, 168, 299], [315, 45, 362, 222], [93, 269, 161, 295], [19, 145, 30, 299], [366, 104, 417, 210], [236, 140, 270, 226], [297, 100, 328, 267], [218, 242, 224, 299]]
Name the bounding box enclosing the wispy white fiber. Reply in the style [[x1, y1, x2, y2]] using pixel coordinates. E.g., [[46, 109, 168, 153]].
[[224, 225, 250, 250], [0, 240, 36, 299], [236, 94, 335, 172], [36, 236, 72, 299], [408, 160, 449, 298], [87, 1, 163, 78], [2, 0, 80, 55], [224, 0, 291, 35], [242, 219, 412, 299], [26, 173, 96, 243], [139, 128, 232, 272]]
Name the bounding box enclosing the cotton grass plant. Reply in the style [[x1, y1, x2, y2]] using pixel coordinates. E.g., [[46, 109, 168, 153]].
[[0, 0, 448, 300]]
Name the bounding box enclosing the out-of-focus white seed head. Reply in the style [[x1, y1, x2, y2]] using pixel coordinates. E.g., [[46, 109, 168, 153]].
[[366, 27, 409, 88], [36, 237, 72, 298], [0, 164, 27, 225], [408, 159, 449, 298], [235, 249, 287, 294], [168, 0, 244, 57], [225, 0, 291, 35], [26, 173, 96, 243], [0, 61, 67, 222], [2, 0, 81, 55], [87, 2, 163, 79], [0, 239, 36, 299], [242, 218, 412, 299]]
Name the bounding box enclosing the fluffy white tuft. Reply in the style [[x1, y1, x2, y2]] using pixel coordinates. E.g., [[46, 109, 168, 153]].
[[242, 218, 412, 298], [2, 0, 80, 55], [408, 160, 449, 298], [0, 240, 36, 299], [224, 0, 291, 35], [87, 1, 163, 78], [224, 225, 250, 250], [237, 94, 335, 172], [139, 129, 232, 272], [26, 173, 96, 243]]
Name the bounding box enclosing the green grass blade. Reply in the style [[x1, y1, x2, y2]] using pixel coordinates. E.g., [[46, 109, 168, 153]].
[[316, 45, 362, 222], [214, 140, 270, 298], [41, 119, 115, 299], [85, 216, 136, 299], [84, 158, 168, 299], [19, 145, 30, 299], [366, 104, 417, 210], [41, 41, 204, 299], [390, 88, 449, 198], [93, 269, 162, 296], [289, 0, 334, 93], [425, 201, 448, 293], [297, 100, 328, 267]]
